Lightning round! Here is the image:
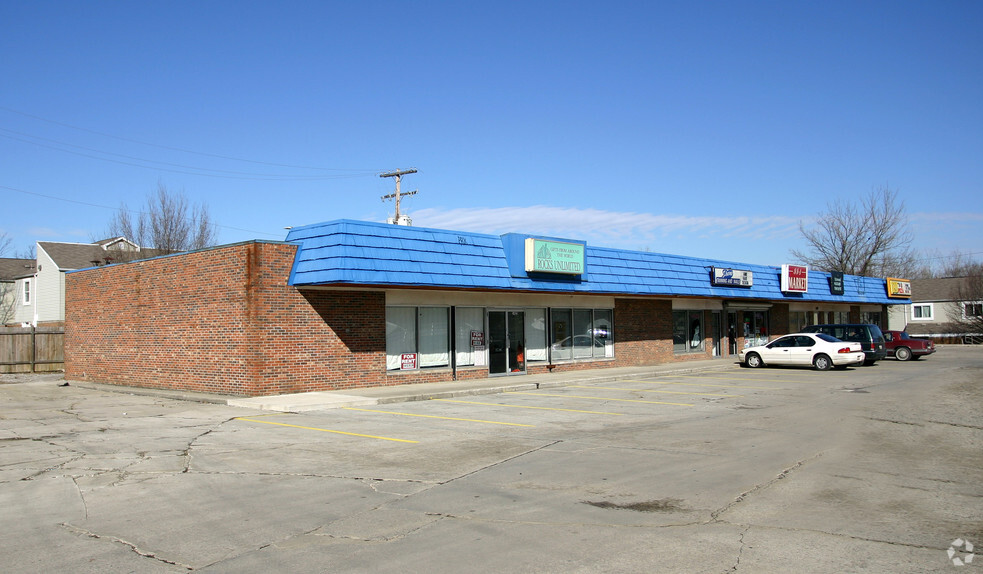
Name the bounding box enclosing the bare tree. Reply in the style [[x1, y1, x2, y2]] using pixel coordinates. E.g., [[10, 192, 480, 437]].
[[0, 232, 15, 324], [791, 186, 918, 277], [107, 183, 218, 255]]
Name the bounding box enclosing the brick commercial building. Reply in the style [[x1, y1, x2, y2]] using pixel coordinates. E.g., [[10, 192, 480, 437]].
[[65, 220, 902, 396]]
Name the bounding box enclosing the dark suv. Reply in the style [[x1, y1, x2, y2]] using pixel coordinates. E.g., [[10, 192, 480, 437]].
[[801, 324, 887, 365]]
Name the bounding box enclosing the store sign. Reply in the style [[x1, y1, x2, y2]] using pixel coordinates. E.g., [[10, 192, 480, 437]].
[[524, 238, 585, 275], [781, 264, 808, 293], [471, 330, 485, 347], [711, 267, 753, 287], [829, 271, 845, 295], [886, 277, 912, 298], [400, 353, 418, 370]]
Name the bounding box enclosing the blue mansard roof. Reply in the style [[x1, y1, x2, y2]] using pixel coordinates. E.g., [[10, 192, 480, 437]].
[[285, 219, 896, 305]]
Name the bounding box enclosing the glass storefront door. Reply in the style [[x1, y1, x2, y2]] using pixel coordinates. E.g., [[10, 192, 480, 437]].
[[743, 310, 770, 347], [488, 310, 526, 375]]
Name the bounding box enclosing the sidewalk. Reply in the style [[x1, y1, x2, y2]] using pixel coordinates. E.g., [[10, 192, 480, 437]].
[[226, 357, 738, 412]]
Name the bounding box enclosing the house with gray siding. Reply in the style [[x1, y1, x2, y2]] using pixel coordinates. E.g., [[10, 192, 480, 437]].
[[887, 276, 982, 342], [12, 237, 151, 326]]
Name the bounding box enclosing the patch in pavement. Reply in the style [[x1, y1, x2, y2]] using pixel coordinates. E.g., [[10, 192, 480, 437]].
[[582, 498, 685, 512]]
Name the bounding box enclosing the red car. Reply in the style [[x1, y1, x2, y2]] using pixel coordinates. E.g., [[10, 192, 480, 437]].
[[883, 330, 936, 361]]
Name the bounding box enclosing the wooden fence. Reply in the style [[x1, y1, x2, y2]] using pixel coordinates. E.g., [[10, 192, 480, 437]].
[[0, 326, 64, 373]]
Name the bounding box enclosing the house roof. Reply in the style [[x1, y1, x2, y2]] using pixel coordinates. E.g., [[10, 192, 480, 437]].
[[0, 258, 36, 281], [38, 239, 163, 271], [285, 219, 897, 305], [910, 277, 971, 302]]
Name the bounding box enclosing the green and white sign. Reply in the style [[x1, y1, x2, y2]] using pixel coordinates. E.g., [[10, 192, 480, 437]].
[[524, 238, 585, 275]]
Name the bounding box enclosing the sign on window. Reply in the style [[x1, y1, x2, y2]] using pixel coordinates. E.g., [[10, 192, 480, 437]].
[[400, 353, 418, 370]]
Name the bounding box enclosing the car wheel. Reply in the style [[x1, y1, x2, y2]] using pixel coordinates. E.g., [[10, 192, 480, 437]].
[[895, 346, 912, 361], [813, 354, 832, 371], [745, 353, 763, 368]]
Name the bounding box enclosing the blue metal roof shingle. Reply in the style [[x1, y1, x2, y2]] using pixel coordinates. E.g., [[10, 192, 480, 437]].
[[284, 219, 897, 304]]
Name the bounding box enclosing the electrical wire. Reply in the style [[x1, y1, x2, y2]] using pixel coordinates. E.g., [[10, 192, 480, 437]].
[[0, 105, 378, 173], [0, 184, 282, 238], [0, 129, 379, 181]]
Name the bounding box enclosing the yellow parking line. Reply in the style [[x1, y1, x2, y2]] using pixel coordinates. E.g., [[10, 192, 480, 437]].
[[343, 407, 533, 427], [511, 392, 694, 407], [234, 417, 418, 443], [673, 374, 820, 383], [435, 398, 625, 416], [572, 385, 739, 397], [623, 379, 775, 390]]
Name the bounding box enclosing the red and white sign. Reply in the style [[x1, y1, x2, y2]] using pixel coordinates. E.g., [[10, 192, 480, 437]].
[[471, 330, 485, 347], [781, 264, 809, 293], [400, 353, 418, 370]]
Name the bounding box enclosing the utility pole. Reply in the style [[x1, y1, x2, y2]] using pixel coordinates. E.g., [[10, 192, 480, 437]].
[[380, 168, 418, 225]]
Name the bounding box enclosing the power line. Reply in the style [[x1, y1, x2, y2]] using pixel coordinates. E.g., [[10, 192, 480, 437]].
[[0, 184, 282, 238], [0, 129, 380, 181], [0, 105, 377, 173]]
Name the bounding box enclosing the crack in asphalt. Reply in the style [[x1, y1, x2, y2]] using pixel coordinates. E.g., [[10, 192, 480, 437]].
[[731, 524, 751, 571], [707, 452, 823, 524], [60, 522, 195, 570]]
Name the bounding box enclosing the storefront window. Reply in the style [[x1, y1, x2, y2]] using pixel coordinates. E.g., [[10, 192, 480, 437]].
[[861, 311, 882, 325], [454, 307, 484, 367], [386, 306, 450, 370], [593, 309, 613, 358], [525, 309, 547, 362], [673, 310, 704, 353], [573, 309, 593, 358], [743, 311, 769, 347], [386, 307, 416, 370], [549, 308, 614, 362], [550, 309, 573, 361], [789, 312, 808, 333]]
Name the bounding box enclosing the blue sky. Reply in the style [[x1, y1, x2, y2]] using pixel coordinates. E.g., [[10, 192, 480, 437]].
[[2, 1, 981, 267]]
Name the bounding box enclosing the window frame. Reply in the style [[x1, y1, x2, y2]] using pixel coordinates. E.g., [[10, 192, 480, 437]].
[[963, 302, 983, 319], [549, 307, 615, 363], [911, 304, 933, 320], [22, 278, 31, 305], [673, 310, 705, 354], [386, 305, 451, 371]]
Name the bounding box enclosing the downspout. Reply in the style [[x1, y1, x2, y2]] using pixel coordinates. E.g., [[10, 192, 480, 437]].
[[31, 266, 38, 328], [450, 305, 457, 381]]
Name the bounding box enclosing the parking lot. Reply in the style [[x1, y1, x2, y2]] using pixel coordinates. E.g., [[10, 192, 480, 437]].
[[2, 348, 981, 573]]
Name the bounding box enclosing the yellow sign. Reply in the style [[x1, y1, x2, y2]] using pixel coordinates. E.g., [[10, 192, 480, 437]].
[[886, 277, 911, 298]]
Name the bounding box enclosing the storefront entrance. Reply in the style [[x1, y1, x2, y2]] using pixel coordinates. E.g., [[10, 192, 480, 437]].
[[488, 310, 525, 375]]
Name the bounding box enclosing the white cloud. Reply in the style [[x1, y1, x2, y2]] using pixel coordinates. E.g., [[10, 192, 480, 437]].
[[412, 206, 802, 252]]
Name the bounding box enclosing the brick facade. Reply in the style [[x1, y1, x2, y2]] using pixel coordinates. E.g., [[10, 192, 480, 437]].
[[66, 242, 393, 396], [64, 241, 818, 397]]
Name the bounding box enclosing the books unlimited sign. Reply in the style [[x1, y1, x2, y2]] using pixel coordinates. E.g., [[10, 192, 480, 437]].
[[524, 239, 585, 275]]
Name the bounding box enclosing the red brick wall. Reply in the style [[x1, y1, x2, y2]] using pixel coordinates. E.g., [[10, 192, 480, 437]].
[[65, 242, 396, 396], [613, 298, 676, 365]]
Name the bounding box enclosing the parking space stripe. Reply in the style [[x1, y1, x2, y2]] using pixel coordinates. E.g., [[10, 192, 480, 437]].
[[511, 392, 694, 407], [672, 374, 819, 383], [624, 379, 775, 390], [342, 407, 534, 427], [434, 398, 626, 416], [234, 417, 419, 443], [572, 385, 739, 397]]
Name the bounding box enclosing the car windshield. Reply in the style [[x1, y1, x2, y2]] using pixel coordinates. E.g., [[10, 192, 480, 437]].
[[815, 333, 840, 343]]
